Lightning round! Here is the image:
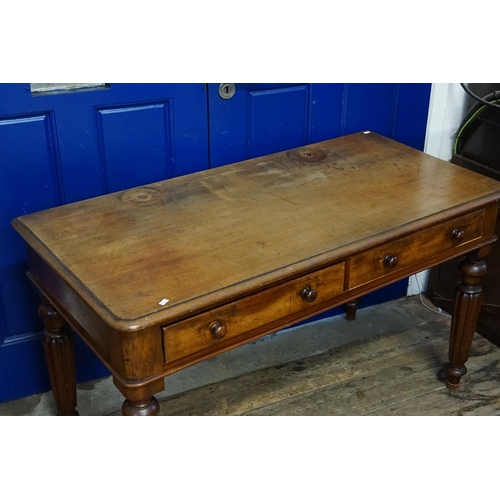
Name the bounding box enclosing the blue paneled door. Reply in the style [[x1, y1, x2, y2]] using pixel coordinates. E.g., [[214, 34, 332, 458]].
[[0, 83, 431, 403], [0, 84, 209, 402]]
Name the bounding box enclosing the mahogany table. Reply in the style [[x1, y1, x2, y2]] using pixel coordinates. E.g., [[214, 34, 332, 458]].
[[12, 132, 500, 415]]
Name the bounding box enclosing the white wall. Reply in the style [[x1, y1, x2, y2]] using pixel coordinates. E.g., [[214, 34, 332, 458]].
[[407, 83, 468, 296]]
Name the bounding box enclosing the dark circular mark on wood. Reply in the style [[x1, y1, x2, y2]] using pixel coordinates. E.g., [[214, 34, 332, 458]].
[[287, 147, 326, 163], [121, 187, 164, 206]]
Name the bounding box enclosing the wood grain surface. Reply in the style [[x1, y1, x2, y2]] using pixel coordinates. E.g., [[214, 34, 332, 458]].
[[12, 132, 500, 330]]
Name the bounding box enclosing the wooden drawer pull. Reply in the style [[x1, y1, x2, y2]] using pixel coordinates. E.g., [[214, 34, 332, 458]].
[[451, 228, 465, 242], [301, 286, 318, 303], [210, 322, 227, 339], [383, 254, 399, 268]]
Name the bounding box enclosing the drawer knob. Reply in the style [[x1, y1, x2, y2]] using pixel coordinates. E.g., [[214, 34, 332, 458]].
[[210, 322, 227, 339], [383, 254, 399, 268], [301, 286, 318, 302], [451, 228, 465, 242]]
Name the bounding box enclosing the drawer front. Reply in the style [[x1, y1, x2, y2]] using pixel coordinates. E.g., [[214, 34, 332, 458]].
[[348, 209, 486, 288], [162, 262, 345, 363]]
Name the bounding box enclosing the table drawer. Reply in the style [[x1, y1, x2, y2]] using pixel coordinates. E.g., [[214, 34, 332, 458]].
[[162, 261, 345, 363], [348, 209, 486, 289]]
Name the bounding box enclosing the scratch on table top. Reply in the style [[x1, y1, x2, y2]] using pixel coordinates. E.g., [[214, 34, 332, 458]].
[[267, 192, 304, 206]]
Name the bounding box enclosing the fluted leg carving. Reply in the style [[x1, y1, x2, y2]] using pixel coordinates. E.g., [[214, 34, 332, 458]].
[[446, 253, 487, 389], [39, 298, 79, 416]]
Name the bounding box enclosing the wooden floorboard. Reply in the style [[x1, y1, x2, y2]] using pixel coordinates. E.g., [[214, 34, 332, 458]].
[[156, 314, 500, 416]]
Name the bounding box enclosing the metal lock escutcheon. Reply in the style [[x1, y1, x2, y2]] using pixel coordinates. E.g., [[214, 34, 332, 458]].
[[219, 83, 236, 99]]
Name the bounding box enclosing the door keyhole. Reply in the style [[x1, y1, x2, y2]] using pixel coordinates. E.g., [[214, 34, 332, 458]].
[[219, 83, 236, 100]]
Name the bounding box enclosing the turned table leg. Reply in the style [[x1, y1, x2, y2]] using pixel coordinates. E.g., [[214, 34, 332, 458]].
[[39, 298, 79, 415], [446, 253, 487, 389], [122, 396, 160, 416], [345, 298, 360, 321], [114, 376, 164, 416]]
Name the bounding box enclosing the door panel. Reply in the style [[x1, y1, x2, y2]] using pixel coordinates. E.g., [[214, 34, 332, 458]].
[[247, 84, 310, 157], [0, 84, 209, 402], [0, 112, 64, 336], [95, 100, 175, 192], [394, 83, 434, 150], [309, 84, 344, 142], [209, 83, 314, 167], [342, 83, 396, 136]]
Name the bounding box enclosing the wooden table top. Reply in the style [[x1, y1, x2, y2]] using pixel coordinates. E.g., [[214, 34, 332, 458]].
[[12, 132, 500, 328]]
